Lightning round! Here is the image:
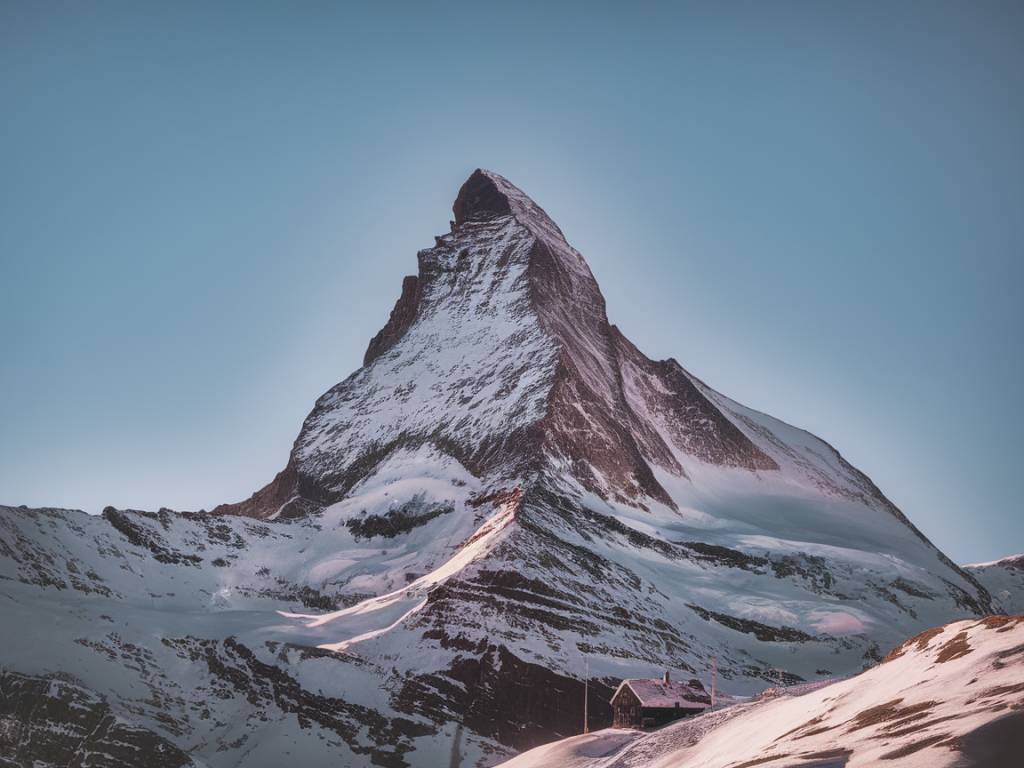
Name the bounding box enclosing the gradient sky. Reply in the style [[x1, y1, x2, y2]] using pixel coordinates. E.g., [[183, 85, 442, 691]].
[[1, 1, 1021, 564]]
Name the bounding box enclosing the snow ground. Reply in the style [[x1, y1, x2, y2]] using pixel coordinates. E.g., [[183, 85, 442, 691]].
[[497, 615, 1024, 768], [2, 170, 1014, 768]]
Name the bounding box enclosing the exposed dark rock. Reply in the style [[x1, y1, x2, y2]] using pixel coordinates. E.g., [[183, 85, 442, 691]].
[[611, 328, 778, 472], [160, 636, 434, 767], [101, 508, 202, 566], [0, 670, 197, 768], [394, 644, 613, 752], [687, 604, 816, 643], [677, 541, 770, 571], [769, 554, 835, 594], [364, 275, 422, 366], [452, 169, 514, 225], [210, 460, 325, 520], [346, 497, 454, 540]]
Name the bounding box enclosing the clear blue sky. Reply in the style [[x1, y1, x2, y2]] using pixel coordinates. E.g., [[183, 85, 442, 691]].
[[1, 2, 1021, 564]]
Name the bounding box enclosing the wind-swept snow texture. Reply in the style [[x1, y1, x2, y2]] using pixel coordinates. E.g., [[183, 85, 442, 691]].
[[497, 615, 1024, 768], [0, 170, 1008, 767], [965, 554, 1024, 614]]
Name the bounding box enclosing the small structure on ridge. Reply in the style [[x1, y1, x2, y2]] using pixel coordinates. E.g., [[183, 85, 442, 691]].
[[610, 671, 710, 729]]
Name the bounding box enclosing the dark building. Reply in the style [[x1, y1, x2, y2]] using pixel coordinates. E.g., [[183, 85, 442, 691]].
[[610, 671, 710, 729]]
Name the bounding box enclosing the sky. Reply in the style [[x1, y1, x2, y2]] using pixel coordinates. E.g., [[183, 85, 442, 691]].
[[1, 1, 1021, 564]]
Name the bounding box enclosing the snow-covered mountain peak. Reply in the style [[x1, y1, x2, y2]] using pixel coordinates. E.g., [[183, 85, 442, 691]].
[[200, 172, 998, 717], [220, 169, 657, 517], [5, 170, 1005, 766], [453, 169, 569, 244], [452, 169, 525, 225], [449, 169, 596, 307], [209, 175, 990, 627], [222, 170, 980, 545]]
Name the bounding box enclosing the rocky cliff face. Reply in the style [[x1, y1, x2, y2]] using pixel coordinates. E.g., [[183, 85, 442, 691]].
[[0, 170, 1001, 767], [0, 671, 198, 768]]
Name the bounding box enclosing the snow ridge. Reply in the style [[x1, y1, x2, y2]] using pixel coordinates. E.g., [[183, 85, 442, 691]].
[[1, 170, 1009, 768], [499, 615, 1024, 768]]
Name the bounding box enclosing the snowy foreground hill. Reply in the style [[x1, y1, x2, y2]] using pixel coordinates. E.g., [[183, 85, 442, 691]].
[[499, 615, 1024, 768], [1, 171, 1019, 767]]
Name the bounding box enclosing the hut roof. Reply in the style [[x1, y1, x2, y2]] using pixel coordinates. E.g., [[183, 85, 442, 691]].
[[612, 677, 709, 710]]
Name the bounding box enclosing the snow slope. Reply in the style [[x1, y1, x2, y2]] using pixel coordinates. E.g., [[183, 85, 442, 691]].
[[0, 448, 516, 767], [498, 615, 1024, 768], [0, 170, 1009, 767], [964, 554, 1024, 614], [215, 172, 995, 703]]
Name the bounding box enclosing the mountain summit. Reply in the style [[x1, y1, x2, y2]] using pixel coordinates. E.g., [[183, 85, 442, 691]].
[[221, 167, 689, 518], [204, 168, 994, 749], [0, 171, 1003, 767], [217, 170, 876, 522]]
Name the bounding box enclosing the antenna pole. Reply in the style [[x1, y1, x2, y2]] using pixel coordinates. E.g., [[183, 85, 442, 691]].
[[583, 658, 589, 734], [711, 655, 716, 710]]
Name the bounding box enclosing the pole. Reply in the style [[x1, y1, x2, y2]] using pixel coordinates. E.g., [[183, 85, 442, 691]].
[[583, 657, 589, 734], [711, 655, 716, 710]]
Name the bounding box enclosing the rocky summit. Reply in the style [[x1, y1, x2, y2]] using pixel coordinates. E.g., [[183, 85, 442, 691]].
[[0, 171, 1011, 767]]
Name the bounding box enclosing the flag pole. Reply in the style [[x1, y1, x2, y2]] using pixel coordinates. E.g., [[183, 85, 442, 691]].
[[583, 657, 589, 734], [711, 655, 717, 710]]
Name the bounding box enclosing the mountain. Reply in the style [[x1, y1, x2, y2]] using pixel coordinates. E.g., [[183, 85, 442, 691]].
[[0, 669, 201, 768], [497, 615, 1024, 768], [0, 170, 1002, 767], [965, 554, 1024, 614]]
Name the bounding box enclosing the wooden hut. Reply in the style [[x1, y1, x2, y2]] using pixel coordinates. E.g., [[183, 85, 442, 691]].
[[610, 671, 710, 729]]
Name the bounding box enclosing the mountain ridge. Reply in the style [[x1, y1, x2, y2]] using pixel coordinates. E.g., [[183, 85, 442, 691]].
[[0, 169, 1008, 767], [214, 168, 990, 609]]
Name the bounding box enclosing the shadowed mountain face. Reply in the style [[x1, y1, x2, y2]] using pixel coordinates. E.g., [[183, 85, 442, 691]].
[[0, 171, 1001, 767]]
